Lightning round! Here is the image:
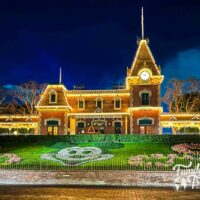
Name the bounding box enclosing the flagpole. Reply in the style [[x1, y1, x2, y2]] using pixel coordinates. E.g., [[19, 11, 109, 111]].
[[141, 7, 144, 39]]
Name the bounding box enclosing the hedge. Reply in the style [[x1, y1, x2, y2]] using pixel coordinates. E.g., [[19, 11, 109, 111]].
[[0, 134, 199, 147]]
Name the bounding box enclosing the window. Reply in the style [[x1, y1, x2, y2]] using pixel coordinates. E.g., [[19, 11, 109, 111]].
[[114, 97, 121, 109], [139, 119, 153, 125], [96, 97, 103, 109], [49, 90, 57, 103], [141, 93, 149, 105], [97, 100, 102, 108], [78, 98, 85, 110]]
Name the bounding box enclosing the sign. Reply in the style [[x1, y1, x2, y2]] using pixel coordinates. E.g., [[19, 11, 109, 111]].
[[75, 115, 122, 119]]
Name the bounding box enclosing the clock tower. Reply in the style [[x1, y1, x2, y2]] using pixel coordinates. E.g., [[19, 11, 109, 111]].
[[126, 8, 164, 134]]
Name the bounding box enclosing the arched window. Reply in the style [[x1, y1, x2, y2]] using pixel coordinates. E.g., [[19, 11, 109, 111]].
[[96, 97, 103, 109], [78, 98, 85, 110], [114, 97, 121, 110], [49, 90, 57, 103]]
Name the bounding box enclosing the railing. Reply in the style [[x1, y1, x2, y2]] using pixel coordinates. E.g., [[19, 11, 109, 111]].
[[0, 152, 199, 171]]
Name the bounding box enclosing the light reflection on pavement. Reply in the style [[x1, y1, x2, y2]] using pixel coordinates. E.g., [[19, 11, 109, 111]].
[[0, 186, 199, 200]]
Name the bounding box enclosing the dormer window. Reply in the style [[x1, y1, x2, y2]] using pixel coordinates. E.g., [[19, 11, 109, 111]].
[[49, 90, 57, 103], [114, 97, 121, 110], [78, 98, 85, 110], [96, 97, 103, 109]]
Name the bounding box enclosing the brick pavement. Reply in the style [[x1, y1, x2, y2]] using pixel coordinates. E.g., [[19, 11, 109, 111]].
[[0, 186, 200, 200]]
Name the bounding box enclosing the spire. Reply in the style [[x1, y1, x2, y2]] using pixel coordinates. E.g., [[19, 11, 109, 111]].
[[141, 7, 144, 39], [59, 67, 62, 84]]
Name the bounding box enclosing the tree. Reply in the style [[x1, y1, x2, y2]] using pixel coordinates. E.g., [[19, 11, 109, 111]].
[[162, 78, 200, 113], [0, 86, 8, 114], [9, 81, 47, 115]]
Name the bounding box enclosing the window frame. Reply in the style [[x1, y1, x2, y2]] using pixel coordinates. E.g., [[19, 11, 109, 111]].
[[49, 90, 57, 104], [78, 98, 85, 110], [114, 97, 121, 110], [139, 90, 151, 106], [96, 97, 103, 109]]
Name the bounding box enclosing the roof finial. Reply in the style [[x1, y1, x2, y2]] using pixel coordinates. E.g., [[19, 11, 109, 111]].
[[59, 66, 62, 84], [141, 6, 144, 39]]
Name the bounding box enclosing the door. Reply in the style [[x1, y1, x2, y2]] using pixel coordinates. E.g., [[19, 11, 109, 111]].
[[138, 119, 153, 134], [46, 120, 59, 135], [139, 125, 152, 134], [114, 122, 121, 134]]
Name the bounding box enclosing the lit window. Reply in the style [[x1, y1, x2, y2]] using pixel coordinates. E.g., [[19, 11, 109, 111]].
[[141, 93, 149, 105]]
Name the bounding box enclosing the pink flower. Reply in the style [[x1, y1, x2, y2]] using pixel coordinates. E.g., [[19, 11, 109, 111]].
[[166, 159, 174, 165], [167, 154, 178, 160], [155, 162, 165, 167], [145, 162, 152, 167], [171, 143, 200, 155], [183, 155, 193, 160], [1, 153, 21, 164]]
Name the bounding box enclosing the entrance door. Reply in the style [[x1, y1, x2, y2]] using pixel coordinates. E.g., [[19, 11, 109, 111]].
[[138, 119, 153, 134], [46, 120, 59, 135], [139, 126, 152, 134], [47, 126, 58, 135], [114, 122, 121, 134]]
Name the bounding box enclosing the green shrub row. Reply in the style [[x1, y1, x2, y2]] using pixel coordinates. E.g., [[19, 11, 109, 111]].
[[0, 134, 199, 148]]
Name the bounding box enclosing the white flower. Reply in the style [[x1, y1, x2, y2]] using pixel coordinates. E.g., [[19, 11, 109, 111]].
[[41, 147, 114, 166]]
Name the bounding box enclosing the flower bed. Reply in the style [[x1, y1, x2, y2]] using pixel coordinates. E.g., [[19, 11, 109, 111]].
[[0, 153, 21, 164], [128, 143, 199, 169], [171, 143, 200, 155]]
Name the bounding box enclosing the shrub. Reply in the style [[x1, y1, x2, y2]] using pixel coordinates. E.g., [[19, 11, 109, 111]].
[[50, 142, 71, 149]]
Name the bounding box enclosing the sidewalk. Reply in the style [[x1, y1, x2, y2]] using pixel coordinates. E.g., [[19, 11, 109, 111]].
[[0, 170, 179, 187]]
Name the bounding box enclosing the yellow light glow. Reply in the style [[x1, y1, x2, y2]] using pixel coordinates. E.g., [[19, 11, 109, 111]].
[[128, 107, 163, 112]]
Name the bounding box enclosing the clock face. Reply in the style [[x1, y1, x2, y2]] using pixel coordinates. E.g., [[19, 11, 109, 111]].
[[140, 71, 150, 81]]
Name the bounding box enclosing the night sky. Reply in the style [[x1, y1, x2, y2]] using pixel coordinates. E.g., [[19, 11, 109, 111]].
[[0, 0, 200, 92]]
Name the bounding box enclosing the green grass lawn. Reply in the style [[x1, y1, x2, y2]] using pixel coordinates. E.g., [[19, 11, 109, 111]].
[[0, 142, 174, 170]]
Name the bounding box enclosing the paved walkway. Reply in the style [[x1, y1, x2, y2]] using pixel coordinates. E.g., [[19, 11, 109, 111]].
[[0, 186, 200, 200], [0, 170, 177, 187]]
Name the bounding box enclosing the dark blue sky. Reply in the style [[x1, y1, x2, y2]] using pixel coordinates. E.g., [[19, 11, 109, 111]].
[[0, 0, 200, 91]]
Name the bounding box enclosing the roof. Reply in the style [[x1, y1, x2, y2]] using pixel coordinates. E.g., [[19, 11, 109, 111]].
[[129, 39, 161, 76], [36, 84, 71, 109]]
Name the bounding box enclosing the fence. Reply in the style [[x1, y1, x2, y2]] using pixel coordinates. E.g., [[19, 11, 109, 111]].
[[0, 152, 199, 172]]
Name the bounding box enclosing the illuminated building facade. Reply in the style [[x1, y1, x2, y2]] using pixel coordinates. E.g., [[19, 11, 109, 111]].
[[0, 8, 199, 135], [34, 38, 164, 135]]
